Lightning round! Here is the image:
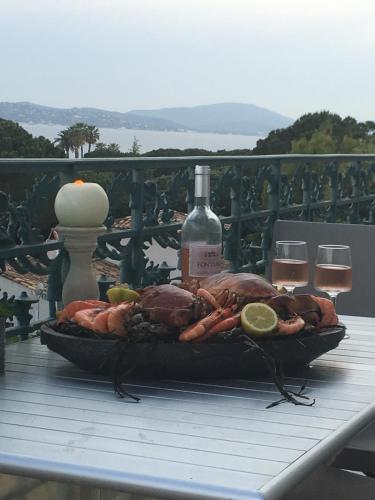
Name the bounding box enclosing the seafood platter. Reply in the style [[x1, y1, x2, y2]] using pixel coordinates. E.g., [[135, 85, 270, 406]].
[[41, 272, 345, 385]]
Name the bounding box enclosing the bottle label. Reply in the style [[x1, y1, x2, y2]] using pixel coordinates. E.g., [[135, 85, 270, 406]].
[[189, 244, 222, 277]]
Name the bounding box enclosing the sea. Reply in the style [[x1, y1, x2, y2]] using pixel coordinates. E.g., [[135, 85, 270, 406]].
[[20, 123, 261, 154]]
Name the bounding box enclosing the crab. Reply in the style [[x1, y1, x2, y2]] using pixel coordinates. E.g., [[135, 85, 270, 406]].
[[138, 284, 216, 327], [188, 272, 278, 307]]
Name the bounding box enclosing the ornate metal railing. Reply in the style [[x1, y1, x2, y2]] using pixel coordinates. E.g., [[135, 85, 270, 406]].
[[1, 154, 375, 338]]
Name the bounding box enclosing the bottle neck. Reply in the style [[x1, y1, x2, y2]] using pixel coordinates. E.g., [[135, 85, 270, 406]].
[[194, 173, 210, 207]]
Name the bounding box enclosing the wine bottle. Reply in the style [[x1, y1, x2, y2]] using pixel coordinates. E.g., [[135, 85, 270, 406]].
[[181, 165, 222, 282]]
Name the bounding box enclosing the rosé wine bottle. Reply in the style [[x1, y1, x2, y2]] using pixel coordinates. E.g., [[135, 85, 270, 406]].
[[181, 166, 222, 282]]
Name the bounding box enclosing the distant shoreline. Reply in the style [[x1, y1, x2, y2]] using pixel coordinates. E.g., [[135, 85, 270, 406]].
[[19, 122, 263, 138], [20, 123, 262, 154]]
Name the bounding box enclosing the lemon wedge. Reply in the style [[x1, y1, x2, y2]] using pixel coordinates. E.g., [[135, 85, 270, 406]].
[[106, 287, 140, 304], [240, 303, 278, 335]]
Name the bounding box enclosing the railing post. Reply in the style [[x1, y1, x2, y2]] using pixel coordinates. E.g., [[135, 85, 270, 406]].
[[263, 160, 281, 271], [349, 161, 360, 224], [15, 292, 38, 340], [127, 167, 145, 287], [187, 166, 195, 213], [302, 162, 311, 221], [58, 166, 76, 186], [329, 161, 338, 223], [0, 317, 4, 374], [227, 163, 242, 272]]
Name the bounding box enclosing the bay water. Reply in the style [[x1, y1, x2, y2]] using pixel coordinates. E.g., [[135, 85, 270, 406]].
[[21, 123, 261, 154]]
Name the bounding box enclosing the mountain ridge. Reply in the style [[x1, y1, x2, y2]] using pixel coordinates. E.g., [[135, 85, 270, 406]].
[[130, 103, 293, 135], [0, 101, 293, 136]]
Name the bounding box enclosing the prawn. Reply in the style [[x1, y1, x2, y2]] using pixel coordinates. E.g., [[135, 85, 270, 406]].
[[179, 306, 236, 342], [107, 302, 135, 336], [58, 300, 110, 323], [74, 308, 104, 330], [194, 311, 241, 343], [93, 308, 115, 333]]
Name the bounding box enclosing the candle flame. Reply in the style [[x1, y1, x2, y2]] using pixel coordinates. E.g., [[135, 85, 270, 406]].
[[74, 179, 85, 185]]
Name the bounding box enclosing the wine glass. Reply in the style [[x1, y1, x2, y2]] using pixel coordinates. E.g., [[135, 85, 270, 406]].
[[272, 241, 309, 295], [314, 245, 352, 307]]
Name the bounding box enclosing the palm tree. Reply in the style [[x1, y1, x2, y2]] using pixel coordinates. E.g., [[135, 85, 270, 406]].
[[54, 130, 72, 158], [85, 125, 100, 153], [67, 123, 87, 158]]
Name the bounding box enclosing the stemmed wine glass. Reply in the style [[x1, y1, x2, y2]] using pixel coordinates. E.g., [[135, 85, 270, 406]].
[[314, 245, 352, 307], [272, 241, 309, 295]]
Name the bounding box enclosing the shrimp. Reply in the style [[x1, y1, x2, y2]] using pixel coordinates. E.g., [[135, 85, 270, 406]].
[[194, 311, 241, 343], [73, 308, 104, 330], [93, 308, 115, 333], [58, 300, 110, 323], [107, 303, 135, 336], [179, 306, 236, 342], [196, 288, 221, 309]]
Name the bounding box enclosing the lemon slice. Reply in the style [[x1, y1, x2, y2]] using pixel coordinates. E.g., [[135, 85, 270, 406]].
[[241, 303, 278, 335], [106, 287, 140, 304]]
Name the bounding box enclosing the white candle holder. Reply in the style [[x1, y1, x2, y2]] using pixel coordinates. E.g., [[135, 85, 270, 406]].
[[56, 225, 106, 306]]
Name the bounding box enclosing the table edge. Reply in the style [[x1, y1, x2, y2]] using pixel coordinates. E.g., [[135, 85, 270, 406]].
[[0, 452, 265, 500], [260, 401, 375, 500]]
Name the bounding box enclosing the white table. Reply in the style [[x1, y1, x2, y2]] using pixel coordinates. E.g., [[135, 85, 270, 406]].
[[0, 315, 374, 500]]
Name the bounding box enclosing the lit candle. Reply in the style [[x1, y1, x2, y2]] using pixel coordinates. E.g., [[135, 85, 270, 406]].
[[54, 180, 109, 227]]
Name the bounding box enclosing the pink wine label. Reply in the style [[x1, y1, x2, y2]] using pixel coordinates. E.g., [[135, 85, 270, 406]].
[[189, 244, 222, 277]]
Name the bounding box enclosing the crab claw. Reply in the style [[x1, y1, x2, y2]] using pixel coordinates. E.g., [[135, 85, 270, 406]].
[[310, 296, 338, 328], [265, 295, 296, 319], [277, 316, 305, 335], [291, 294, 338, 329], [291, 295, 321, 326]]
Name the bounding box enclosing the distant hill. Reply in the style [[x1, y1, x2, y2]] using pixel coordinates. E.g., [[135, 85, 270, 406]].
[[0, 102, 181, 132], [130, 103, 293, 135], [0, 101, 293, 136]]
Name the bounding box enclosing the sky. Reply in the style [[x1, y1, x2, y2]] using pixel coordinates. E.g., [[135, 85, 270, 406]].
[[1, 0, 375, 121]]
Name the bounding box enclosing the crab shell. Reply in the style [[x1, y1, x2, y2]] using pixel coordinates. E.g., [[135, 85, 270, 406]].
[[266, 294, 338, 329], [199, 272, 278, 305], [139, 284, 197, 327]]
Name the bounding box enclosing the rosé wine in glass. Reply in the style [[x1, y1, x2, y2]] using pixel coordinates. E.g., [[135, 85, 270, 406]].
[[314, 245, 352, 307], [272, 241, 308, 294]]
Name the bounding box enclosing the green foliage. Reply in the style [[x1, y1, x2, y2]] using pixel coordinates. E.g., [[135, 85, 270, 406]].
[[254, 111, 375, 155], [129, 136, 141, 156], [85, 142, 129, 158], [292, 131, 336, 154], [0, 118, 64, 158]]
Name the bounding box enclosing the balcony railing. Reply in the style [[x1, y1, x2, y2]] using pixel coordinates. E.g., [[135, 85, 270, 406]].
[[1, 154, 375, 338]]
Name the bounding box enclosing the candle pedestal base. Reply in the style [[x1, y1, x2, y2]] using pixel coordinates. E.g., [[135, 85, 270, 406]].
[[56, 226, 106, 306]]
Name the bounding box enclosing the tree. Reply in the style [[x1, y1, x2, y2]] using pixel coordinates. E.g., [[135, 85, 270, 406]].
[[253, 111, 375, 155], [0, 118, 64, 158], [291, 131, 336, 154], [129, 136, 141, 156], [85, 125, 100, 153], [54, 130, 72, 158], [85, 142, 128, 157], [68, 122, 88, 158]]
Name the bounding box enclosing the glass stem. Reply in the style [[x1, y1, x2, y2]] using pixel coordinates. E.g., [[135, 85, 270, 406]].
[[330, 294, 337, 308]]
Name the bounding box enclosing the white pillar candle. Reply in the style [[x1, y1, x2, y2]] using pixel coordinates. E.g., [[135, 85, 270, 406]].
[[54, 180, 109, 227]]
